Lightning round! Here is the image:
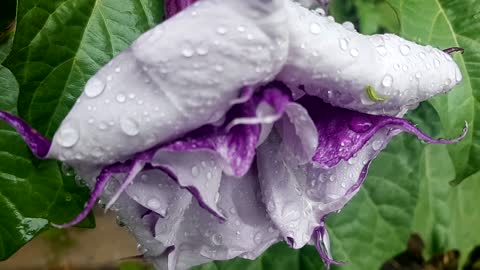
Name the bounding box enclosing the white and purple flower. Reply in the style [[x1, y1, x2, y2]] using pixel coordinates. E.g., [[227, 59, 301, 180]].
[[0, 0, 467, 269]]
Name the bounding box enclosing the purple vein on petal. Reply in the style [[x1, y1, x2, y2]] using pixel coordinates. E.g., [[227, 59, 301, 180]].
[[51, 162, 131, 228], [314, 226, 345, 269], [105, 160, 147, 211], [0, 111, 51, 158]]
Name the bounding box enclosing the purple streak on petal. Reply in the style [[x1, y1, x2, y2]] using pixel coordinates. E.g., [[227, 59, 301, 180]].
[[106, 160, 147, 211], [314, 226, 345, 269], [0, 111, 51, 158], [443, 47, 465, 54], [298, 97, 467, 168], [165, 0, 197, 18], [51, 162, 131, 228]]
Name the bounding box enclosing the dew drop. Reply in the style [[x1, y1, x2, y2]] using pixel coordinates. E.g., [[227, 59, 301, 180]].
[[434, 59, 440, 68], [191, 166, 200, 177], [120, 117, 140, 136], [182, 48, 194, 58], [382, 74, 394, 87], [400, 44, 411, 55], [115, 67, 121, 73], [196, 47, 209, 56], [237, 26, 246, 32], [339, 39, 348, 51], [350, 48, 359, 57], [216, 26, 227, 35], [415, 72, 422, 79], [85, 78, 106, 98], [116, 94, 126, 103], [57, 127, 79, 148], [372, 140, 383, 151], [212, 233, 223, 245], [147, 198, 161, 209], [254, 232, 263, 244], [310, 23, 322, 34]]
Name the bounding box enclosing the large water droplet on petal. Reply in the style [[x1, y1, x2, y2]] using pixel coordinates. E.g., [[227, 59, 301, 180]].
[[310, 23, 322, 34], [57, 127, 79, 148], [85, 78, 106, 98], [350, 48, 359, 57], [339, 39, 348, 51], [212, 233, 223, 246], [147, 198, 161, 209], [120, 116, 140, 136], [400, 44, 411, 55], [382, 74, 394, 87]]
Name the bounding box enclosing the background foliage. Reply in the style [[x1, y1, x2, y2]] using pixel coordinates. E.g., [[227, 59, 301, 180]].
[[0, 0, 479, 269]]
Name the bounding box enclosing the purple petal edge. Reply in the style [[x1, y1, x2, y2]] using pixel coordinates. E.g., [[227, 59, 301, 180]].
[[0, 111, 51, 158], [51, 162, 131, 228], [314, 226, 345, 269]]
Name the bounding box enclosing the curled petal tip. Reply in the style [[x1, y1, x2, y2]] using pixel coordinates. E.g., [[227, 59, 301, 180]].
[[0, 111, 51, 158], [443, 47, 465, 55]]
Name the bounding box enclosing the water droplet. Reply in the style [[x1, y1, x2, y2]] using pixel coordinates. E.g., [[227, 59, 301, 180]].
[[415, 72, 422, 79], [400, 44, 411, 55], [310, 23, 322, 34], [254, 232, 263, 244], [85, 78, 106, 98], [419, 52, 426, 59], [214, 65, 224, 72], [216, 26, 227, 35], [147, 198, 161, 209], [372, 140, 383, 151], [57, 127, 79, 148], [376, 45, 387, 56], [382, 74, 394, 87], [115, 67, 121, 73], [350, 48, 359, 57], [191, 166, 200, 177], [339, 39, 348, 51], [237, 26, 246, 32], [116, 94, 126, 103], [434, 59, 441, 68], [455, 69, 462, 82], [394, 63, 400, 70], [182, 48, 194, 58], [196, 47, 208, 56], [212, 233, 223, 245], [329, 175, 336, 182], [342, 21, 355, 32], [120, 117, 140, 136], [206, 172, 212, 179]]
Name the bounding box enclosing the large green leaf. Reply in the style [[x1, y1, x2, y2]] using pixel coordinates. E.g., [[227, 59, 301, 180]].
[[386, 0, 480, 184], [0, 0, 164, 261], [4, 0, 163, 137]]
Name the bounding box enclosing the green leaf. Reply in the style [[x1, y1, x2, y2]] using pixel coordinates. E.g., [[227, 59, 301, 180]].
[[0, 0, 164, 260], [0, 64, 95, 260], [385, 0, 480, 184], [4, 0, 164, 137]]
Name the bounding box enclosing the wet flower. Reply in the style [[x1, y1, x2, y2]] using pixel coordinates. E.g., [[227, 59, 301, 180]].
[[0, 0, 467, 269]]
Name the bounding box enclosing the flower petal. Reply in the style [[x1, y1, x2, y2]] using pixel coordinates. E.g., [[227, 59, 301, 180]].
[[299, 96, 467, 168], [153, 170, 280, 270], [257, 129, 383, 249], [279, 1, 462, 115], [0, 111, 51, 158], [48, 0, 289, 165]]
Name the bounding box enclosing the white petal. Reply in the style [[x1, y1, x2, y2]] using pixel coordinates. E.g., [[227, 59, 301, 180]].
[[48, 0, 289, 165], [278, 2, 462, 115]]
